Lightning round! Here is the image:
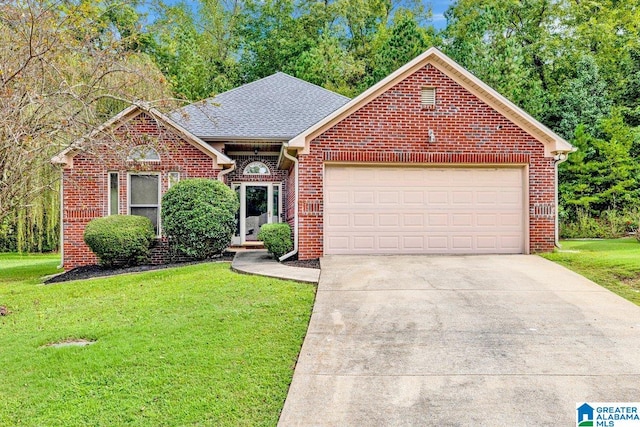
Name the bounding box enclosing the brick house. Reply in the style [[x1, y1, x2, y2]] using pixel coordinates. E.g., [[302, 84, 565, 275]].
[[53, 48, 574, 270]]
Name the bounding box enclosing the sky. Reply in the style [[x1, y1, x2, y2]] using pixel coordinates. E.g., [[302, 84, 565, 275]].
[[153, 1, 456, 30], [430, 0, 455, 29]]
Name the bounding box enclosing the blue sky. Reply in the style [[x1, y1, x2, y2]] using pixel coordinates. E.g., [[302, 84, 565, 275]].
[[430, 0, 455, 29]]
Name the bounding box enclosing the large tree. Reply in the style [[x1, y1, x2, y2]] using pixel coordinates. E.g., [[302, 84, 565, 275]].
[[0, 0, 172, 251]]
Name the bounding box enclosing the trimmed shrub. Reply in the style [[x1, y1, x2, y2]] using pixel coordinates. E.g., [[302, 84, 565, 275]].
[[83, 215, 155, 267], [161, 178, 239, 259], [258, 223, 293, 260]]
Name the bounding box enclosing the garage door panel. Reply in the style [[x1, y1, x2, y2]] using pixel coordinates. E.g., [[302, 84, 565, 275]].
[[327, 191, 350, 205], [477, 236, 498, 249], [403, 191, 424, 204], [353, 214, 374, 227], [426, 213, 447, 227], [378, 191, 399, 204], [326, 213, 350, 227], [476, 213, 498, 227], [452, 214, 473, 227], [499, 213, 522, 227], [452, 236, 473, 249], [379, 214, 400, 227], [379, 236, 400, 250], [325, 166, 525, 255]]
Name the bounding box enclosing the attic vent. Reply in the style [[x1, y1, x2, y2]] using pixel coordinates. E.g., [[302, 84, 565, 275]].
[[421, 87, 436, 109]]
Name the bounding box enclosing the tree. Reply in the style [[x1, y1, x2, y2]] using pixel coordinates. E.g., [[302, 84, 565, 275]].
[[551, 55, 611, 141], [443, 0, 559, 119], [0, 0, 172, 251], [148, 0, 241, 100], [366, 10, 435, 87], [560, 111, 640, 220]]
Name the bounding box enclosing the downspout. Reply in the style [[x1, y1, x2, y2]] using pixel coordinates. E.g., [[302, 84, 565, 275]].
[[554, 152, 569, 248], [279, 143, 299, 261], [217, 161, 236, 183]]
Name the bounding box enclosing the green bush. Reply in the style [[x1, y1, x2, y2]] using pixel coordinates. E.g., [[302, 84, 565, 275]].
[[161, 178, 239, 259], [83, 215, 155, 267], [257, 223, 293, 260], [560, 209, 639, 239]]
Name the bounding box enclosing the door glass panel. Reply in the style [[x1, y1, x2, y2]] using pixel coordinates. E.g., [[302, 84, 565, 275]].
[[234, 185, 241, 238], [130, 175, 159, 205], [245, 186, 268, 241], [272, 184, 280, 223]]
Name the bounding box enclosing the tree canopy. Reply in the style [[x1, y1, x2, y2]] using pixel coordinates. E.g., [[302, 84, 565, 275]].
[[2, 0, 640, 250]]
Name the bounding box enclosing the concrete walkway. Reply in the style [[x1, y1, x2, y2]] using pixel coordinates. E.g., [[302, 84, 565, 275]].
[[279, 255, 640, 426], [231, 250, 320, 284]]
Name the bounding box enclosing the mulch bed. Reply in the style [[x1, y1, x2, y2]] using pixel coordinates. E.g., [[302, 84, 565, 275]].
[[45, 252, 320, 284], [45, 252, 235, 284], [282, 258, 320, 269]]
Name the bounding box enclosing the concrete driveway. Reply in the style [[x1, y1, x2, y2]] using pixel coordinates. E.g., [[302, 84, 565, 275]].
[[278, 255, 640, 426]]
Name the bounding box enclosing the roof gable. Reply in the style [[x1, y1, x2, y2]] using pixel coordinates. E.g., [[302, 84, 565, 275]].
[[170, 72, 351, 141], [289, 48, 574, 158], [51, 103, 233, 168]]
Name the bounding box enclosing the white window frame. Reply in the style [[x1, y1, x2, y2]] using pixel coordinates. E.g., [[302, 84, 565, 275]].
[[127, 172, 161, 236], [168, 171, 180, 189], [243, 161, 270, 175], [108, 171, 119, 215]]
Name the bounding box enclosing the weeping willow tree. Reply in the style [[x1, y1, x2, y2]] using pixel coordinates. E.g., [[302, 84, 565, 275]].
[[0, 0, 174, 252], [0, 173, 59, 253]]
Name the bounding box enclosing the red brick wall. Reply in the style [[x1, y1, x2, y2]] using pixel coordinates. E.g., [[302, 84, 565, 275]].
[[61, 112, 220, 269], [297, 63, 556, 259]]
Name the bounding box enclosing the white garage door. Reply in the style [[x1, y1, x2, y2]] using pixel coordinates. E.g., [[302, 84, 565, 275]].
[[324, 166, 525, 255]]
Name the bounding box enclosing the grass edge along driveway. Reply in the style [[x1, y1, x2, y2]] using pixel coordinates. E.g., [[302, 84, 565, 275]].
[[0, 254, 315, 427], [540, 238, 640, 306]]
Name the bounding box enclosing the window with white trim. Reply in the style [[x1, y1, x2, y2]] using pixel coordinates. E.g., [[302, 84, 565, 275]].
[[128, 173, 160, 234], [108, 172, 119, 215], [168, 172, 180, 188], [243, 161, 270, 175], [128, 146, 160, 162]]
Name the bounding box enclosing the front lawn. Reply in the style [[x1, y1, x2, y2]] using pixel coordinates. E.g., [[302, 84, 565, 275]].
[[540, 238, 640, 306], [0, 254, 315, 426]]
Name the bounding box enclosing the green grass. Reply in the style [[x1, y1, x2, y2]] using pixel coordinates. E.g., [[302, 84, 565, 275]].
[[0, 253, 315, 426], [540, 238, 640, 306]]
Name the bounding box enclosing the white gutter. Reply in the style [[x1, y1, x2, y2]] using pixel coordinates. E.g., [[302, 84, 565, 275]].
[[217, 161, 236, 183], [279, 143, 299, 261], [554, 151, 570, 248]]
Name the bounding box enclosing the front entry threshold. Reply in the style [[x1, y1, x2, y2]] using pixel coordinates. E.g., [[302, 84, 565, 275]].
[[229, 243, 266, 250]]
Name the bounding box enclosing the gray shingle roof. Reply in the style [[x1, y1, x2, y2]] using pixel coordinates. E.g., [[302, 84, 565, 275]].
[[170, 72, 351, 140]]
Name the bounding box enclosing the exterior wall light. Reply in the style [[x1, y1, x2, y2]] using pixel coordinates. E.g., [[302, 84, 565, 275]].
[[428, 129, 436, 143]]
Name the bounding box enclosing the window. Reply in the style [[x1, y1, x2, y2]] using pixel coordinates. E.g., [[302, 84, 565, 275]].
[[243, 161, 270, 175], [272, 183, 280, 222], [128, 146, 160, 162], [108, 172, 119, 215], [421, 87, 436, 108], [128, 173, 160, 234], [168, 172, 180, 188]]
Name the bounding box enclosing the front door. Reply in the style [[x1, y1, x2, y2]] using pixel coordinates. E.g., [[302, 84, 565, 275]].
[[232, 183, 281, 245]]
